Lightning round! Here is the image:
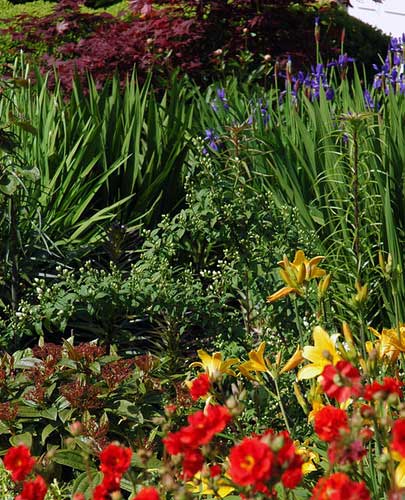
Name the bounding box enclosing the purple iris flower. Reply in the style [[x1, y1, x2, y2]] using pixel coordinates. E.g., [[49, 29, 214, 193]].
[[327, 54, 355, 71], [216, 88, 229, 110], [363, 89, 374, 110], [203, 129, 219, 153]]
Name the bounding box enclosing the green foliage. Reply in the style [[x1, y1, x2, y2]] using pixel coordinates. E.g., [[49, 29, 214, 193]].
[[0, 0, 54, 18], [0, 65, 193, 330], [2, 140, 315, 356], [190, 71, 405, 345]]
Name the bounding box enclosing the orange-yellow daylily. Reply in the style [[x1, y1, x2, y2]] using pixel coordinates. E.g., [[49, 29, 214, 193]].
[[238, 342, 272, 380], [187, 472, 235, 498], [267, 250, 326, 303], [370, 325, 405, 363], [297, 326, 341, 380], [280, 346, 304, 374], [190, 350, 239, 380]]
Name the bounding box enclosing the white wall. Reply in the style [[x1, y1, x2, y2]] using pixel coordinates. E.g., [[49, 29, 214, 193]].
[[349, 0, 405, 37]]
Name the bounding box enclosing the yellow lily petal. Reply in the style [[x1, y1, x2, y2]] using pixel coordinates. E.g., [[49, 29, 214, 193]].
[[239, 342, 271, 380], [190, 350, 238, 379], [280, 346, 304, 374], [303, 326, 341, 365], [298, 326, 341, 380], [297, 364, 324, 380], [187, 473, 235, 498], [311, 268, 326, 279], [302, 461, 317, 474], [293, 250, 306, 266], [396, 459, 405, 488], [309, 256, 325, 268], [248, 342, 269, 372], [267, 286, 300, 303], [238, 361, 257, 380], [308, 400, 324, 422]]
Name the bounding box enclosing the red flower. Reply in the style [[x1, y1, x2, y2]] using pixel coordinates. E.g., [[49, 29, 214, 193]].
[[209, 464, 222, 477], [276, 431, 297, 466], [182, 449, 205, 479], [102, 472, 121, 492], [164, 405, 231, 455], [93, 483, 111, 500], [319, 361, 362, 403], [163, 427, 195, 455], [132, 487, 160, 500], [15, 475, 47, 500], [311, 472, 370, 500], [281, 465, 303, 489], [392, 419, 405, 457], [4, 445, 36, 482], [99, 443, 132, 476], [314, 406, 349, 442], [229, 436, 273, 487], [274, 431, 303, 489], [189, 373, 211, 400], [364, 377, 403, 401], [186, 404, 231, 445]]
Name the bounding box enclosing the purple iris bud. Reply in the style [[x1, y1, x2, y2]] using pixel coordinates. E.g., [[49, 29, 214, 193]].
[[363, 89, 374, 109], [216, 88, 229, 110], [343, 133, 349, 145], [325, 87, 334, 100], [315, 16, 320, 26], [391, 37, 400, 51], [373, 76, 382, 90]]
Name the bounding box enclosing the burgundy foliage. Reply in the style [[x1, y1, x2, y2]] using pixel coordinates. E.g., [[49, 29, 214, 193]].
[[0, 0, 387, 91]]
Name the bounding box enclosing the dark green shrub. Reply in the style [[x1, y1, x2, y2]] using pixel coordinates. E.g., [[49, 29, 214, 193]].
[[0, 339, 163, 493], [2, 139, 317, 360]]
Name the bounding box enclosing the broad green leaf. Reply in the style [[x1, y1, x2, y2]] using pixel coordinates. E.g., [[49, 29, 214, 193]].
[[53, 450, 87, 471], [9, 433, 32, 448], [41, 424, 56, 445]]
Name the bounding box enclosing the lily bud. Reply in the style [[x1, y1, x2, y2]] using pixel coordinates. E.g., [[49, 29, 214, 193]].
[[318, 273, 331, 298]]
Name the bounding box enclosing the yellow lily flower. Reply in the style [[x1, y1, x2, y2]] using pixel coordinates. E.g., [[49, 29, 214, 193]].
[[297, 326, 341, 380], [390, 449, 405, 488], [267, 250, 326, 303], [308, 399, 324, 422], [294, 441, 319, 474], [190, 350, 239, 380], [187, 472, 235, 498], [278, 250, 326, 282], [395, 459, 405, 488], [238, 342, 270, 379], [370, 325, 405, 362]]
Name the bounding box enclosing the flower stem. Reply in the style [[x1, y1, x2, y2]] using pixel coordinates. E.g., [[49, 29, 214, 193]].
[[273, 375, 291, 434], [293, 298, 305, 348]]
